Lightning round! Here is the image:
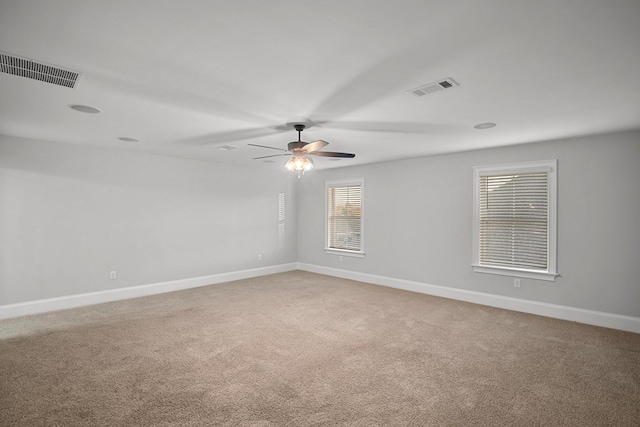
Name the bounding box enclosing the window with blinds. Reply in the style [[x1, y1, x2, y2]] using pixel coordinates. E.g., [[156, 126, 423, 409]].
[[473, 160, 557, 281], [326, 180, 364, 254], [278, 192, 285, 249]]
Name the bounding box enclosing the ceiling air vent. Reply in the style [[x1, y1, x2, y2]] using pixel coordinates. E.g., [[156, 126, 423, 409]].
[[408, 77, 459, 97], [0, 51, 82, 88]]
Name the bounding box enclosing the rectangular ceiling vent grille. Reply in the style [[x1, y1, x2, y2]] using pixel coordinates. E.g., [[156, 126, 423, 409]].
[[0, 51, 82, 88], [409, 77, 459, 97]]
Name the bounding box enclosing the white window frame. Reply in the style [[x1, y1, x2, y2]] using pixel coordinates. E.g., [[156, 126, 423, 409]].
[[325, 178, 365, 258], [472, 160, 557, 281]]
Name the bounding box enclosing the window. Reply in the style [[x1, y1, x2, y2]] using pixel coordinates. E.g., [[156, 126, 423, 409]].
[[326, 179, 364, 257], [473, 160, 557, 281], [278, 192, 285, 249]]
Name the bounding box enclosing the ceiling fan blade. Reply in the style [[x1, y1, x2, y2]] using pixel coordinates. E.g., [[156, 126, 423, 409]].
[[248, 143, 288, 152], [301, 139, 329, 153], [308, 151, 355, 158], [253, 154, 291, 160]]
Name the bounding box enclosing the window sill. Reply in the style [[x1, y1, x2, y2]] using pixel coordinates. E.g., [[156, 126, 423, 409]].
[[473, 265, 557, 281], [325, 248, 365, 258]]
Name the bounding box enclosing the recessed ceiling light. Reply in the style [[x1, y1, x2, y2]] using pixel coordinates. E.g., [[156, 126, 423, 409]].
[[474, 122, 496, 130], [118, 137, 139, 142], [69, 104, 101, 114]]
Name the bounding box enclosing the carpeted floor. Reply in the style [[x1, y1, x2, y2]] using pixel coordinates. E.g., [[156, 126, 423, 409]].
[[1, 271, 639, 426]]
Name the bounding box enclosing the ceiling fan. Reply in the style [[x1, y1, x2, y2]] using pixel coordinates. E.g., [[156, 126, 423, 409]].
[[248, 124, 355, 174]]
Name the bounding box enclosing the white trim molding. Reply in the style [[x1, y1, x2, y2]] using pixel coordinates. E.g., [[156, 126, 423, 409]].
[[0, 263, 298, 320], [297, 263, 640, 334], [324, 248, 365, 258], [472, 265, 557, 281]]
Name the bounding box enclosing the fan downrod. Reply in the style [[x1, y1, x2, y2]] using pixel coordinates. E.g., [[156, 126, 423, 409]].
[[290, 124, 306, 148]]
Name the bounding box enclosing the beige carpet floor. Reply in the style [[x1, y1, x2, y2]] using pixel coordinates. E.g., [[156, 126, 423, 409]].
[[1, 271, 639, 426]]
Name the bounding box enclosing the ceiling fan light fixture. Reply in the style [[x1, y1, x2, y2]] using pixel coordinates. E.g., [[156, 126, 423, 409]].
[[285, 155, 313, 172], [249, 124, 353, 176]]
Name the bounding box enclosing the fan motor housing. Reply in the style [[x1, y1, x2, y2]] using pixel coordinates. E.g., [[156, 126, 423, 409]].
[[288, 141, 307, 151]]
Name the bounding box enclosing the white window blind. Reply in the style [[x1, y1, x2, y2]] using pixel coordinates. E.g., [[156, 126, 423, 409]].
[[278, 192, 285, 249], [479, 172, 548, 270], [327, 181, 363, 253], [473, 160, 557, 281]]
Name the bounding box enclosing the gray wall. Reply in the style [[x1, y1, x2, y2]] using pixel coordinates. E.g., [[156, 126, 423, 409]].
[[0, 136, 298, 305], [3, 131, 639, 318], [297, 130, 640, 318]]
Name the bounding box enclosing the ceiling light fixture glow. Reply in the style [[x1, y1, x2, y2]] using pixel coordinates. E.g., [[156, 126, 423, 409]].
[[285, 155, 313, 178]]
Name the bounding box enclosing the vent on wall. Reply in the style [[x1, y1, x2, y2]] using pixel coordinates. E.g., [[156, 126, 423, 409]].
[[0, 51, 82, 88], [408, 78, 459, 97]]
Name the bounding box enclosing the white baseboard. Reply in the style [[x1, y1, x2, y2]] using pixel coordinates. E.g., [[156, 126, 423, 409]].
[[297, 263, 640, 334], [4, 263, 639, 334], [0, 263, 298, 320]]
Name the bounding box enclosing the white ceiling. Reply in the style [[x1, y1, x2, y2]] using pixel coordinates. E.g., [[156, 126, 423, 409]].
[[1, 0, 639, 170]]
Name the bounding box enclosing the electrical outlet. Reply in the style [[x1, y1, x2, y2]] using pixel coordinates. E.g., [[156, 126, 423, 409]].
[[257, 254, 262, 261], [514, 278, 521, 288], [110, 270, 117, 280], [339, 256, 344, 262]]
